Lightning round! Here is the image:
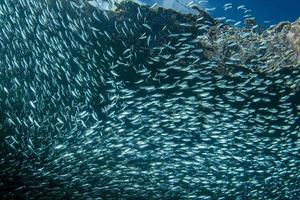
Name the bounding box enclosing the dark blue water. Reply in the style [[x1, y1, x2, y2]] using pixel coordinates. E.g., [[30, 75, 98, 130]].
[[142, 0, 300, 25]]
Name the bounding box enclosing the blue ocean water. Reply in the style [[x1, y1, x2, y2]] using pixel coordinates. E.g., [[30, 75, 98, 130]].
[[142, 0, 300, 25]]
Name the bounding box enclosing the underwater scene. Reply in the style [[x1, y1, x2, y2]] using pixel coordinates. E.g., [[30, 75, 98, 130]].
[[0, 0, 299, 199]]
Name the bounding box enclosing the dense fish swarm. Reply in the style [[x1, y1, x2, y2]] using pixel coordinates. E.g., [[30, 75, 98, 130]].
[[0, 0, 299, 199]]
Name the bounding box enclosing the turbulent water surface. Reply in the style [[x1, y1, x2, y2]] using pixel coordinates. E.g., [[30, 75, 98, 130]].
[[0, 0, 299, 199]]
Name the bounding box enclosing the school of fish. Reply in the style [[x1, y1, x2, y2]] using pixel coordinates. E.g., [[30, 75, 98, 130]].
[[0, 0, 299, 199]]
